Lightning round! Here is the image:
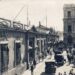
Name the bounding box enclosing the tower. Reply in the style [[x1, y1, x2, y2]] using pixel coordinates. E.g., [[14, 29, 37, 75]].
[[63, 4, 75, 48]]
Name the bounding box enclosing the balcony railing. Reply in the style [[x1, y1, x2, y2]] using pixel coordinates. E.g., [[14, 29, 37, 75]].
[[0, 18, 28, 30]]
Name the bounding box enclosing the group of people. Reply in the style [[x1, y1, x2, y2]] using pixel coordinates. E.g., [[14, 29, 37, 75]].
[[66, 48, 75, 65], [58, 47, 75, 66]]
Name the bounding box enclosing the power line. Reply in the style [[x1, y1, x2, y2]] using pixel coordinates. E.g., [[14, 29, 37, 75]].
[[13, 5, 25, 21]]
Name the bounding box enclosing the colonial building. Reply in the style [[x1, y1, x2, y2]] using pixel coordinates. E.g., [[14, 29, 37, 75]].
[[0, 18, 59, 75], [0, 18, 27, 75], [25, 25, 48, 68], [63, 4, 75, 48]]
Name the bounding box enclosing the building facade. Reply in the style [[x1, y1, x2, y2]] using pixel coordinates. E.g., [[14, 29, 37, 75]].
[[0, 18, 59, 75], [0, 18, 27, 75], [63, 4, 75, 48]]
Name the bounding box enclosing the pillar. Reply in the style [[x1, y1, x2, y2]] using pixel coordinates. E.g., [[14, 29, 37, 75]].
[[8, 38, 15, 69]]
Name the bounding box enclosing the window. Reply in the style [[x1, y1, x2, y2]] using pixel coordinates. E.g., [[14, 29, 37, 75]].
[[67, 11, 71, 18], [0, 44, 9, 73], [68, 25, 72, 32]]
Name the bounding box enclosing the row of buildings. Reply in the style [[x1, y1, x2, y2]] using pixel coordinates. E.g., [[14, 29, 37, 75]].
[[0, 18, 59, 75]]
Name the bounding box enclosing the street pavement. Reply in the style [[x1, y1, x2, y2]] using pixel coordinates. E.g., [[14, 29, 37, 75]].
[[22, 55, 75, 75], [22, 56, 50, 75], [56, 63, 73, 75]]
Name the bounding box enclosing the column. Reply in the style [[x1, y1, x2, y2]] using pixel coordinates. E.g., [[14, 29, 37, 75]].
[[40, 38, 41, 53], [34, 37, 37, 60], [20, 38, 25, 63], [8, 38, 15, 69], [42, 39, 44, 51]]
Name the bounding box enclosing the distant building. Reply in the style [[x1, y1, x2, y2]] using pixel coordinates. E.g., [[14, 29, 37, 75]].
[[63, 4, 75, 48]]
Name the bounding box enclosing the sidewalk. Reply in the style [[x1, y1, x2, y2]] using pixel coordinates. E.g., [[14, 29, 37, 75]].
[[21, 55, 50, 75]]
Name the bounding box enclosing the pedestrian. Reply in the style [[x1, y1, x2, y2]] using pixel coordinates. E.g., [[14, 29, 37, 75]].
[[67, 52, 71, 64], [33, 59, 36, 68], [31, 64, 34, 75]]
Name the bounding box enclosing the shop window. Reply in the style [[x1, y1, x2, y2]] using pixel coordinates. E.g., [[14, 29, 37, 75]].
[[0, 44, 9, 73]]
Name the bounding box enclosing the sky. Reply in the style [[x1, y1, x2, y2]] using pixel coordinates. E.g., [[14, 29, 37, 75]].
[[0, 0, 75, 31]]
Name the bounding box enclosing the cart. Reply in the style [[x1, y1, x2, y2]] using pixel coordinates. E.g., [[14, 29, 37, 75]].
[[45, 60, 56, 75]]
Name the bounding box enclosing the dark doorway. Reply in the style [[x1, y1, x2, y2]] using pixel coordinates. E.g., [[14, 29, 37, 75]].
[[0, 44, 9, 73], [14, 43, 21, 67]]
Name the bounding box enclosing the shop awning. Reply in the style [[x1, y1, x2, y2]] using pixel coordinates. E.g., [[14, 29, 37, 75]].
[[47, 41, 51, 44], [28, 45, 32, 49], [0, 41, 8, 44], [15, 40, 21, 43]]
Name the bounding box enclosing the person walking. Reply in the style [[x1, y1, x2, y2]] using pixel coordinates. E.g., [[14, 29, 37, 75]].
[[67, 52, 71, 65], [33, 59, 36, 68], [31, 63, 34, 75]]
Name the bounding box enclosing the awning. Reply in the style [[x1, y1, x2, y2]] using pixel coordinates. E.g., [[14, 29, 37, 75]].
[[15, 40, 21, 43], [28, 45, 32, 49], [47, 41, 51, 44], [0, 41, 8, 44]]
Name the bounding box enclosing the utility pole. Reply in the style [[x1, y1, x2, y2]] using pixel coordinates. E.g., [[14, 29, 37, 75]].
[[26, 5, 30, 29], [45, 8, 47, 28], [46, 15, 47, 28], [27, 5, 29, 27]]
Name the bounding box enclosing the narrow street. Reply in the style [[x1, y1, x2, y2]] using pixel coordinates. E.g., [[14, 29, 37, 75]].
[[22, 57, 46, 75], [22, 55, 74, 75]]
